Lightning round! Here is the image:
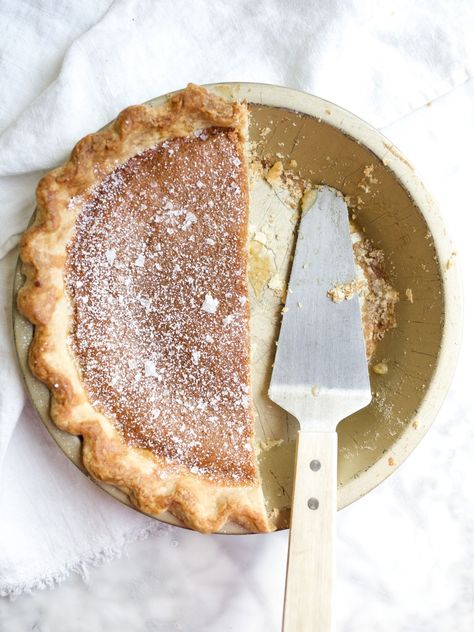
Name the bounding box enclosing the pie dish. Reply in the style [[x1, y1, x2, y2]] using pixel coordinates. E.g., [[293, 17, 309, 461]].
[[18, 84, 271, 533], [15, 82, 460, 534], [17, 84, 402, 533]]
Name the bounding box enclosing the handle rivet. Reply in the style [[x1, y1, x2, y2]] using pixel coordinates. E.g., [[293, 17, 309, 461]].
[[307, 497, 319, 510], [309, 459, 321, 471]]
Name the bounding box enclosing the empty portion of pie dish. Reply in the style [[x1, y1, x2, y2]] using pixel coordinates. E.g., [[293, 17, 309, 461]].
[[17, 83, 451, 534]]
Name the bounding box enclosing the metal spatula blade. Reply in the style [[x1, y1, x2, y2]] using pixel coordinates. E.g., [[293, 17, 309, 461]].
[[269, 185, 371, 425], [268, 186, 372, 632]]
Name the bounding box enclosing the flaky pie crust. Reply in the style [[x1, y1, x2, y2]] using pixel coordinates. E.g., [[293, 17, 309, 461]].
[[18, 84, 272, 533]]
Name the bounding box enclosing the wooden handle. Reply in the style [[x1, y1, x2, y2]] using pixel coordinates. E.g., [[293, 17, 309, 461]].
[[283, 430, 338, 632]]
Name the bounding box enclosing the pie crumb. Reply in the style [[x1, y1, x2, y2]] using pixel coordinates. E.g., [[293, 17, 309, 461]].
[[372, 361, 389, 375], [301, 188, 317, 215], [265, 161, 284, 186], [260, 438, 284, 451], [327, 279, 365, 303], [446, 251, 457, 270]]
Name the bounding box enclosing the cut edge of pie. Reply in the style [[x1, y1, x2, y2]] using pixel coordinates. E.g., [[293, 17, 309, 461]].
[[18, 84, 273, 533]]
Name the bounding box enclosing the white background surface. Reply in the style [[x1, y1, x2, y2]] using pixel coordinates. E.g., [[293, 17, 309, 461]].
[[1, 1, 474, 630]]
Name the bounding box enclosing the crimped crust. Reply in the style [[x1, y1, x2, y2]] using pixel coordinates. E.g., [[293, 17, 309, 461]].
[[18, 84, 272, 533]]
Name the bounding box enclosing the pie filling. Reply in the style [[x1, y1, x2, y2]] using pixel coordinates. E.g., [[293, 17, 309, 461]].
[[66, 127, 257, 484]]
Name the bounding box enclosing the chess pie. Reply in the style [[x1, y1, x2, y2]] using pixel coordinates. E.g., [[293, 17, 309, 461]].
[[18, 84, 272, 533]]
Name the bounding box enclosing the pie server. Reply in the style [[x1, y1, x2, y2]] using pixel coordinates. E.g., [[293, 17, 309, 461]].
[[269, 186, 372, 631]]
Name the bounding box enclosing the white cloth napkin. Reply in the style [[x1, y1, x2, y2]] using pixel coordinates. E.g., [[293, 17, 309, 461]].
[[1, 0, 473, 597]]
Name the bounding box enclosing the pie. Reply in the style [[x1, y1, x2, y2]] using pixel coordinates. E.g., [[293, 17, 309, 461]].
[[18, 84, 272, 533]]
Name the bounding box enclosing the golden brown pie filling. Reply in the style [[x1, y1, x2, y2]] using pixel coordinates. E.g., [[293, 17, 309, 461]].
[[66, 128, 257, 484]]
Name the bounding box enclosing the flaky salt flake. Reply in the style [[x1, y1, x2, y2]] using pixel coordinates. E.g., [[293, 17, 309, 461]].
[[182, 212, 197, 230], [105, 248, 116, 265], [242, 395, 250, 407], [190, 465, 200, 475], [229, 182, 241, 193], [206, 238, 216, 246], [238, 295, 247, 305], [134, 254, 145, 267], [223, 314, 235, 326], [191, 350, 201, 365], [144, 360, 158, 377], [196, 180, 204, 189], [205, 334, 214, 343], [200, 293, 219, 314]]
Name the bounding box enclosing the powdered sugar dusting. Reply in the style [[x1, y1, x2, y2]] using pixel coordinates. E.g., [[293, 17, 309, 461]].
[[65, 128, 255, 484], [105, 248, 116, 265]]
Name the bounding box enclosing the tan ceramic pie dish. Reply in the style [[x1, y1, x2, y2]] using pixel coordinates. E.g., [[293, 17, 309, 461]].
[[13, 82, 462, 533]]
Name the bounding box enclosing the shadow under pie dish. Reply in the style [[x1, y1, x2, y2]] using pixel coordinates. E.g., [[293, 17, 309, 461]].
[[18, 82, 454, 534]]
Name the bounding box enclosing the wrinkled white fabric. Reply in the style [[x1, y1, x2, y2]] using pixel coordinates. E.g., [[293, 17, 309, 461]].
[[0, 0, 472, 597]]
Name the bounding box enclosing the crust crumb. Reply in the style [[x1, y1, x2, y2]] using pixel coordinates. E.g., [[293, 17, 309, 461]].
[[260, 438, 284, 451], [327, 279, 365, 303], [248, 240, 276, 298], [265, 161, 284, 186], [372, 361, 389, 375], [446, 251, 457, 270], [301, 188, 317, 215], [353, 239, 399, 358], [363, 164, 379, 184]]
